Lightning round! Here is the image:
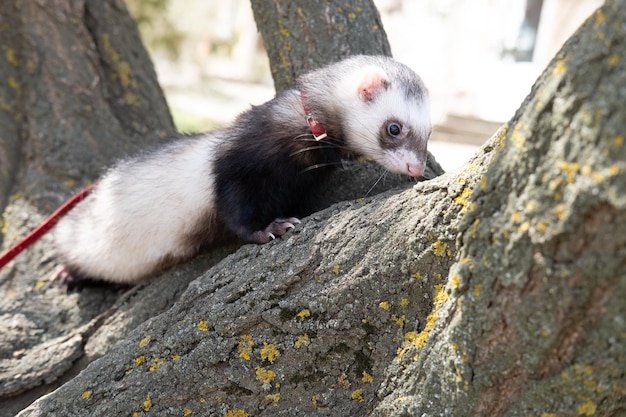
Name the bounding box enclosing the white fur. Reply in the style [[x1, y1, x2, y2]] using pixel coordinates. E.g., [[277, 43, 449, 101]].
[[54, 134, 220, 284]]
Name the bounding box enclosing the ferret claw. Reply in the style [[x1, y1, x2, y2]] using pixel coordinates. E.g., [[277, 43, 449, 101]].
[[249, 217, 301, 244], [268, 217, 301, 236], [51, 266, 80, 291]]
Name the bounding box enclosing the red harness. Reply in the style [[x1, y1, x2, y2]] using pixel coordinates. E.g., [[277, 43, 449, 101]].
[[301, 92, 328, 141], [0, 184, 94, 269]]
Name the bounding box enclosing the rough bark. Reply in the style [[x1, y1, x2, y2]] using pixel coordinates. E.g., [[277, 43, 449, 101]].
[[250, 0, 391, 91], [372, 2, 626, 415], [3, 0, 626, 416], [0, 0, 174, 415], [0, 1, 442, 416]]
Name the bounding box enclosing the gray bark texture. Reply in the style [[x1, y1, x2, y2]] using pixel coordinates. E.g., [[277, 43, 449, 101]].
[[1, 0, 625, 416], [0, 1, 442, 416], [250, 0, 392, 91]]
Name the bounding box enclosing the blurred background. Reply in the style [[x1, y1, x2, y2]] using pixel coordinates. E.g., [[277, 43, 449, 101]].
[[126, 0, 602, 172]]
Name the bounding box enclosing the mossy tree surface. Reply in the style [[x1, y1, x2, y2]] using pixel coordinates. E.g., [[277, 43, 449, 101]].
[[0, 1, 426, 416], [2, 0, 626, 416], [373, 1, 626, 415], [250, 0, 391, 91], [0, 0, 173, 415]]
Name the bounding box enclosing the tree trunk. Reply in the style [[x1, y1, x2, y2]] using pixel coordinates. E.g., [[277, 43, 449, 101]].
[[250, 0, 391, 91], [0, 1, 436, 416], [0, 0, 174, 414], [4, 0, 626, 416]]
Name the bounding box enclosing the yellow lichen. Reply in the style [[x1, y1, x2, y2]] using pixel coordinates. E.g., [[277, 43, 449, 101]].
[[197, 320, 209, 332], [361, 371, 373, 383], [297, 309, 311, 320], [594, 8, 605, 27], [134, 355, 145, 366], [393, 314, 406, 327], [613, 135, 624, 147], [260, 342, 280, 363], [453, 187, 474, 213], [397, 284, 448, 359], [450, 272, 461, 289], [312, 394, 320, 406], [102, 34, 134, 89], [171, 354, 180, 361], [400, 298, 410, 307], [294, 334, 310, 349], [6, 48, 18, 66], [577, 400, 597, 416], [149, 357, 166, 372], [412, 272, 422, 279], [238, 335, 254, 361], [34, 280, 45, 290], [455, 368, 463, 382], [81, 390, 92, 400], [558, 161, 581, 183], [474, 285, 481, 297], [183, 408, 192, 416], [379, 301, 391, 310], [143, 395, 152, 412], [351, 388, 364, 402], [518, 222, 531, 233], [510, 121, 528, 150], [608, 54, 620, 66], [536, 222, 548, 233], [124, 91, 139, 106], [553, 57, 568, 76], [332, 264, 340, 274], [554, 204, 567, 220], [266, 393, 281, 403], [224, 410, 249, 417], [138, 335, 151, 348], [432, 240, 448, 257], [255, 367, 277, 384], [8, 76, 19, 89]]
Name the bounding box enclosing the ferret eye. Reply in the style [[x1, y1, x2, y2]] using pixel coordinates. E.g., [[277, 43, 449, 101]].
[[387, 123, 402, 137]]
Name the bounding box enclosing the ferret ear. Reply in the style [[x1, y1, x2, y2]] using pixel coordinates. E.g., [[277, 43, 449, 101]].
[[357, 68, 390, 102]]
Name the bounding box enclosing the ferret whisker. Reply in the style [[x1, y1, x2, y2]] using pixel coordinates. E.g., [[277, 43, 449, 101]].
[[299, 161, 344, 174], [290, 146, 329, 156], [293, 133, 318, 142], [365, 170, 389, 197]]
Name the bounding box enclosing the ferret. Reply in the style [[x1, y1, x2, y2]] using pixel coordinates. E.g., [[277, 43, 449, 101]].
[[53, 55, 431, 285]]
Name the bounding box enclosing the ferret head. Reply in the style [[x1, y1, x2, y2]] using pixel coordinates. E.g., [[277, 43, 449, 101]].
[[299, 56, 431, 177]]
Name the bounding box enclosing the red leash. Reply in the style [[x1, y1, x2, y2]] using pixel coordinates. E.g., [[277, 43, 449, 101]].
[[0, 184, 95, 269]]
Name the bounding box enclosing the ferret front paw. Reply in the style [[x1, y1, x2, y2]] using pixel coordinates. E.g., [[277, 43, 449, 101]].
[[249, 217, 301, 243]]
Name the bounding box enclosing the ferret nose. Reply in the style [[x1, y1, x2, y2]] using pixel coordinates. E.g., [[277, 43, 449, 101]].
[[406, 163, 425, 177]]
